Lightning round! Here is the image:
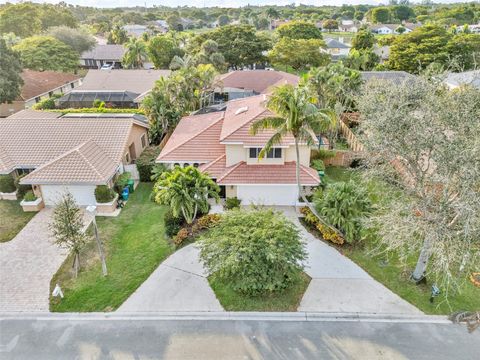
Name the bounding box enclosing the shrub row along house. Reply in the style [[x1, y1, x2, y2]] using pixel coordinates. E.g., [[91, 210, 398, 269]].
[[0, 110, 148, 209], [157, 94, 320, 206]]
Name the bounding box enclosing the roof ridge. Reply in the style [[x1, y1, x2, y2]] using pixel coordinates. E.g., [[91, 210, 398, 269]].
[[160, 113, 224, 158], [299, 163, 320, 182], [76, 142, 108, 180], [220, 105, 270, 142], [216, 161, 244, 182], [200, 154, 226, 172]]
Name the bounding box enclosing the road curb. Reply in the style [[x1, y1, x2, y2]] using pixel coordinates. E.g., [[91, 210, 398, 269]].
[[0, 311, 451, 324]]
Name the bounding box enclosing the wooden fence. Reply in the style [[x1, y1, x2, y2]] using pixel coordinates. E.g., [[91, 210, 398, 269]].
[[339, 120, 365, 152]]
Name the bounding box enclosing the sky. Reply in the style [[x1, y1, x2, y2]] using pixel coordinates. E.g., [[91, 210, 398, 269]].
[[0, 0, 477, 8]]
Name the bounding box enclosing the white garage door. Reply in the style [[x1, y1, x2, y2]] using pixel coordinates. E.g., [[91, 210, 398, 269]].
[[41, 185, 96, 207], [237, 185, 298, 206]]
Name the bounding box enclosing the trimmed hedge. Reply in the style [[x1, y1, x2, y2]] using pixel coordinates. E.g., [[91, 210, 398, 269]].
[[53, 108, 145, 115], [94, 185, 116, 203], [0, 174, 16, 193], [225, 197, 241, 210], [114, 172, 131, 194], [23, 190, 37, 202], [136, 146, 161, 182]]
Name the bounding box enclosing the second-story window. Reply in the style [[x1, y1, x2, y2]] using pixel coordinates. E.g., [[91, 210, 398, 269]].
[[249, 147, 282, 159]]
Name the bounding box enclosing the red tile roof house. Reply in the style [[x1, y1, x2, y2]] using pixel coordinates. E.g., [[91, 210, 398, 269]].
[[157, 95, 320, 206], [0, 110, 149, 212], [0, 70, 82, 118]]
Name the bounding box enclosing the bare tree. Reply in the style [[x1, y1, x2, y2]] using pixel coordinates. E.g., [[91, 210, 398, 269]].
[[357, 77, 480, 295], [50, 192, 88, 278]]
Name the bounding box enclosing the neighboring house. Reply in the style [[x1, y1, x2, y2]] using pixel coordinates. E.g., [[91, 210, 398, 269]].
[[157, 95, 320, 206], [154, 20, 169, 32], [361, 71, 415, 85], [370, 23, 419, 35], [215, 70, 299, 102], [443, 70, 480, 90], [0, 70, 81, 118], [323, 38, 351, 61], [456, 23, 480, 34], [339, 23, 359, 32], [80, 44, 126, 69], [58, 69, 170, 108], [270, 19, 290, 30], [123, 24, 149, 38], [0, 110, 149, 207]]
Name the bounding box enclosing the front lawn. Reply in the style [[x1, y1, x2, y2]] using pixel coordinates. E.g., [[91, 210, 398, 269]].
[[210, 272, 311, 312], [318, 167, 479, 315], [50, 183, 173, 312], [0, 200, 35, 243]]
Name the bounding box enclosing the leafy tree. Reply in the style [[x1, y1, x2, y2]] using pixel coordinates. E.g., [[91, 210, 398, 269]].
[[255, 17, 271, 30], [265, 7, 280, 19], [199, 209, 307, 294], [47, 26, 96, 54], [391, 5, 415, 22], [50, 192, 88, 278], [357, 76, 480, 290], [13, 36, 79, 72], [217, 14, 230, 26], [268, 38, 329, 71], [0, 39, 23, 104], [370, 7, 391, 23], [194, 39, 226, 72], [153, 166, 220, 225], [250, 84, 339, 234], [107, 25, 128, 45], [351, 30, 376, 50], [0, 3, 42, 38], [276, 20, 323, 39], [314, 181, 372, 243], [147, 35, 183, 69], [322, 19, 339, 32], [344, 49, 380, 71], [189, 25, 270, 69], [38, 3, 78, 30], [166, 14, 183, 31], [448, 33, 480, 71], [122, 38, 148, 69]]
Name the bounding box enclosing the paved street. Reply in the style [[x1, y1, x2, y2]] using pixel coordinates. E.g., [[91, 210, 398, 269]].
[[0, 314, 478, 359], [0, 209, 92, 312]]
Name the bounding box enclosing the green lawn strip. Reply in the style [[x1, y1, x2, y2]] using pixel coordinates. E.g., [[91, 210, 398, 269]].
[[50, 183, 173, 312], [0, 200, 35, 243], [209, 272, 311, 312], [319, 166, 480, 315]]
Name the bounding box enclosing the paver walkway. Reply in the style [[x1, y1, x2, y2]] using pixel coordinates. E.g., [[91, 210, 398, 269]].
[[117, 245, 223, 312], [0, 208, 92, 312], [279, 207, 422, 315]]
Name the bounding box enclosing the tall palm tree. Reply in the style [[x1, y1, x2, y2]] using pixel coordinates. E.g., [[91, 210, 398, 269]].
[[122, 38, 148, 69], [250, 84, 341, 233]]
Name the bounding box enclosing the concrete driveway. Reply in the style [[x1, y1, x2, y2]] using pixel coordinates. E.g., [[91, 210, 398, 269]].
[[0, 208, 92, 312], [279, 207, 422, 315], [118, 245, 223, 312]]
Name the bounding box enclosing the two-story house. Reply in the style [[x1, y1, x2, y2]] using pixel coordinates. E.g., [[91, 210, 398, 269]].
[[156, 95, 320, 206]]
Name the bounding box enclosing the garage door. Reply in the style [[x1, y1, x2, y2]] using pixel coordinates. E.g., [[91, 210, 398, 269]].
[[41, 185, 96, 207], [237, 185, 298, 206]]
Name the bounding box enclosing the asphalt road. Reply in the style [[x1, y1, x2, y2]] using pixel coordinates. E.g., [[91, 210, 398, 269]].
[[1, 316, 479, 360]]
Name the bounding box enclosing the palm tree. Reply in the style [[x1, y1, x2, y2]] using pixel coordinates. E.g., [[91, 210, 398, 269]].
[[250, 84, 341, 233], [122, 38, 148, 69], [153, 166, 220, 224]]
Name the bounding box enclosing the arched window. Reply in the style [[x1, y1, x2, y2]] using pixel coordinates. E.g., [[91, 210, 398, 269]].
[[174, 163, 180, 167], [193, 163, 199, 168], [183, 163, 189, 168]]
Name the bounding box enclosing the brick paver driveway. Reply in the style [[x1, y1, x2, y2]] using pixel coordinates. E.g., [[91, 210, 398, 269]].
[[0, 208, 92, 312]]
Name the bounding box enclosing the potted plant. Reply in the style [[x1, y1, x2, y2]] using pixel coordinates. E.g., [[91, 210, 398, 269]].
[[0, 174, 17, 200], [94, 185, 118, 213], [20, 190, 44, 212]]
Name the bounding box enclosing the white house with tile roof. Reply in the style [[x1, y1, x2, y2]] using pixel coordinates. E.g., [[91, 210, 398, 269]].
[[0, 110, 149, 207], [156, 95, 320, 206]]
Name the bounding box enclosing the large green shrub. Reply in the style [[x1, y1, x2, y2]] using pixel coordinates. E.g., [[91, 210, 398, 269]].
[[23, 190, 37, 202], [164, 207, 184, 238], [224, 197, 241, 210], [136, 146, 161, 182], [199, 209, 306, 295], [114, 172, 131, 194], [14, 174, 31, 198], [311, 149, 336, 160], [314, 180, 372, 243], [94, 185, 116, 203], [0, 174, 16, 193], [32, 94, 61, 110]]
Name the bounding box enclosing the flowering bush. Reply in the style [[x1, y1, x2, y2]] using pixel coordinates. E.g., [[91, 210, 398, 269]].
[[301, 207, 344, 245]]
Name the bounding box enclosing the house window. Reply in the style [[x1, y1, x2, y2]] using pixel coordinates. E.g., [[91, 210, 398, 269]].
[[193, 163, 199, 168], [48, 91, 53, 97], [70, 83, 75, 89], [35, 97, 41, 103], [249, 147, 282, 159], [125, 152, 130, 163], [183, 163, 189, 168], [141, 134, 146, 148]]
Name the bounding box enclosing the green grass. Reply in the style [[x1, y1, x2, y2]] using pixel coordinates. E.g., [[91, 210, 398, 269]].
[[50, 183, 173, 312], [0, 200, 35, 243], [209, 272, 311, 312], [318, 166, 480, 315]]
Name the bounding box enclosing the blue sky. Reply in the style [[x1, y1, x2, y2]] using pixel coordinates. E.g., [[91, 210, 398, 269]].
[[1, 0, 475, 8]]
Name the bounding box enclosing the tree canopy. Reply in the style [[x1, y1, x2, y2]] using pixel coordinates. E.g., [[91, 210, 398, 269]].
[[13, 36, 79, 72], [147, 35, 184, 69], [268, 38, 329, 71], [0, 39, 23, 103], [47, 26, 96, 54], [276, 20, 322, 40]]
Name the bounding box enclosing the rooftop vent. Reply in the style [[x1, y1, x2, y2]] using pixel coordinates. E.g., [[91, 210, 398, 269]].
[[235, 106, 248, 115]]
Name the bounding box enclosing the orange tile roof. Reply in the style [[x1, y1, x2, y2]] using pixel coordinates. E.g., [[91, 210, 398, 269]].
[[217, 161, 320, 186], [198, 154, 227, 178], [19, 70, 81, 101], [157, 112, 225, 163]]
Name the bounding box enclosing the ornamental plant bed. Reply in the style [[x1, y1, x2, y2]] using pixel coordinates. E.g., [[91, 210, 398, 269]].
[[172, 213, 222, 248]]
